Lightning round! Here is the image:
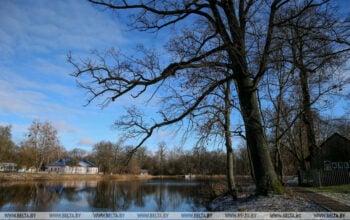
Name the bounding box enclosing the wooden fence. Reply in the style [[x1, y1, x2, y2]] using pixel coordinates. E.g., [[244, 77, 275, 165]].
[[298, 170, 350, 187]]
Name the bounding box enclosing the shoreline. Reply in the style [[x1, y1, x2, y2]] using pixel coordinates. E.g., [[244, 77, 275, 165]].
[[208, 191, 328, 212], [0, 173, 226, 182], [0, 172, 154, 182]]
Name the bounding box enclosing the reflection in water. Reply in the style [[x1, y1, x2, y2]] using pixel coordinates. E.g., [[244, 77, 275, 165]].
[[0, 179, 207, 211]]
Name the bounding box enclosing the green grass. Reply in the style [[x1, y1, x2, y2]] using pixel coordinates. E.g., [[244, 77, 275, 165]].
[[310, 184, 350, 194]]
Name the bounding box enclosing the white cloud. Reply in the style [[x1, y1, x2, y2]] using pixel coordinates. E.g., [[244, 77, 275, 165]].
[[77, 138, 95, 147], [0, 0, 129, 120], [154, 130, 175, 139], [0, 71, 79, 118], [0, 80, 46, 116], [0, 122, 27, 134], [0, 0, 157, 150], [0, 0, 125, 62], [52, 120, 80, 134]]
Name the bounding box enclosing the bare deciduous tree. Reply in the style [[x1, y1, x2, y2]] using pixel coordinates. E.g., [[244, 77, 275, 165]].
[[265, 1, 350, 170], [0, 125, 15, 162], [23, 121, 61, 170], [69, 0, 349, 195]]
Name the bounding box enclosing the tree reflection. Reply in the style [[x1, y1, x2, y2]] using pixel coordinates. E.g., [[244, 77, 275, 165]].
[[0, 184, 33, 207], [0, 180, 207, 211], [31, 183, 60, 211], [87, 181, 132, 211], [0, 183, 60, 211], [152, 181, 206, 211]]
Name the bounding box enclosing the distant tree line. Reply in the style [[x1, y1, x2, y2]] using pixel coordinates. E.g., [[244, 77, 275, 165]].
[[90, 140, 228, 175], [0, 121, 226, 175], [1, 116, 349, 177], [0, 121, 67, 171]]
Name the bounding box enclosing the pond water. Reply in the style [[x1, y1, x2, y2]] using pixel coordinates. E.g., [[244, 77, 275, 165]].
[[0, 179, 208, 212]]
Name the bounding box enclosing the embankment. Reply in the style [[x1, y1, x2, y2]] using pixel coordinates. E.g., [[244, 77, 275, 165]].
[[0, 172, 153, 182]]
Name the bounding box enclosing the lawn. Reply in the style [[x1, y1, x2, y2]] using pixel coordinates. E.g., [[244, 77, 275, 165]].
[[309, 184, 350, 206], [310, 184, 350, 193]]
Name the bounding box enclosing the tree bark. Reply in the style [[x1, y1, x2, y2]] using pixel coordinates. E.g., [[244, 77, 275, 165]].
[[299, 68, 318, 169], [275, 93, 284, 184], [223, 81, 237, 198], [274, 141, 284, 184], [236, 76, 284, 195]]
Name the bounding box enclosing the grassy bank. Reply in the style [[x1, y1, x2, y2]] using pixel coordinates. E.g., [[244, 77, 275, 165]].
[[308, 184, 350, 206], [309, 184, 350, 193], [0, 173, 229, 183], [0, 172, 153, 182]]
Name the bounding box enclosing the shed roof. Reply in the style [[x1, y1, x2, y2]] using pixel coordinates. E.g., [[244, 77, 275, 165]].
[[79, 160, 97, 167], [47, 158, 69, 166], [320, 133, 350, 148], [48, 158, 97, 167]]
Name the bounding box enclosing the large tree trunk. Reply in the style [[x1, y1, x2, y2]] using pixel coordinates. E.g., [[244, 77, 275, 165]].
[[274, 141, 284, 184], [226, 148, 237, 196], [275, 94, 284, 184], [224, 81, 237, 198], [299, 69, 318, 169], [247, 145, 256, 182], [236, 76, 284, 195]]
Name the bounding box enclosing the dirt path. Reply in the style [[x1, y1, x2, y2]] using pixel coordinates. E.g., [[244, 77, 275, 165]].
[[289, 187, 350, 212]]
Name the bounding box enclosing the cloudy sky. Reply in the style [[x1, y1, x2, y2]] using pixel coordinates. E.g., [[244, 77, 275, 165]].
[[1, 0, 349, 152], [0, 0, 171, 151]]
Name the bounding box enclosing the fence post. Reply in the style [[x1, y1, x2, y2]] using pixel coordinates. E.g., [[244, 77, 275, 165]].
[[318, 170, 322, 188]]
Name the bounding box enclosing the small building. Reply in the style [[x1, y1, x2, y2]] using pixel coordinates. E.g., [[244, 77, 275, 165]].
[[300, 133, 350, 186], [27, 166, 37, 173], [140, 169, 148, 175], [313, 133, 350, 171], [18, 167, 26, 173], [0, 163, 17, 172], [47, 158, 98, 174], [79, 160, 99, 174], [185, 173, 195, 180]]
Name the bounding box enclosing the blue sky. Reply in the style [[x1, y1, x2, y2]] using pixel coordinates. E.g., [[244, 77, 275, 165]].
[[1, 0, 349, 152], [0, 0, 173, 151]]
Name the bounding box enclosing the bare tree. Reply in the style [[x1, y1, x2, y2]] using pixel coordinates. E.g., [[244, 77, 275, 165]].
[[69, 148, 88, 164], [191, 79, 238, 197], [157, 142, 167, 177], [23, 121, 61, 170], [69, 0, 347, 195], [235, 142, 251, 176], [273, 1, 350, 169], [93, 141, 115, 174], [263, 72, 293, 183], [0, 125, 15, 162]]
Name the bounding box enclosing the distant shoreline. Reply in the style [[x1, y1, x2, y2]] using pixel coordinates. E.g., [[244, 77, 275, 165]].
[[0, 172, 153, 182], [0, 173, 226, 182]]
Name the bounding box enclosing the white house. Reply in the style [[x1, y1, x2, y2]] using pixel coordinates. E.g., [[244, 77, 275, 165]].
[[0, 163, 17, 172], [47, 158, 98, 174], [140, 169, 148, 175]]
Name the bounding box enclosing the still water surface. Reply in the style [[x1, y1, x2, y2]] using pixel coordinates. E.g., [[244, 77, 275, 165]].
[[0, 179, 208, 211]]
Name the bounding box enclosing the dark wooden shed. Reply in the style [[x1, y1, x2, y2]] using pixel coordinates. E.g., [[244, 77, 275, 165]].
[[299, 133, 350, 186], [314, 133, 350, 171]]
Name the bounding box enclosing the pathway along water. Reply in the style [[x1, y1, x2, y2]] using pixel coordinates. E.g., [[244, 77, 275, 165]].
[[289, 187, 350, 212]]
